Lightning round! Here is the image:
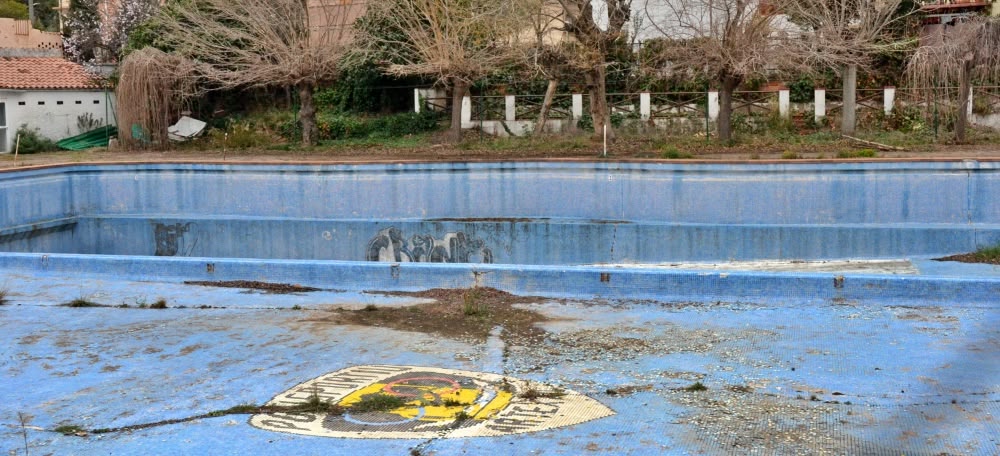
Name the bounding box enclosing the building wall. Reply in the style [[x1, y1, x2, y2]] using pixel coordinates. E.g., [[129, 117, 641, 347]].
[[0, 90, 117, 153], [307, 0, 368, 46], [0, 18, 62, 51]]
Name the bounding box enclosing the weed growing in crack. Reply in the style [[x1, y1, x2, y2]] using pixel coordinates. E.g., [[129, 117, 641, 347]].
[[150, 299, 168, 309], [17, 412, 30, 455], [462, 288, 488, 317], [64, 298, 103, 308], [350, 394, 408, 413], [53, 425, 86, 435], [363, 304, 378, 312], [0, 287, 9, 305], [520, 387, 566, 401], [442, 398, 469, 407], [683, 382, 708, 392]]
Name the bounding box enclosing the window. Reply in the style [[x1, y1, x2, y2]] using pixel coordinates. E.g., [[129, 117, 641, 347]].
[[75, 101, 82, 105], [38, 101, 44, 105], [18, 101, 25, 106], [93, 100, 100, 104], [57, 101, 64, 105]]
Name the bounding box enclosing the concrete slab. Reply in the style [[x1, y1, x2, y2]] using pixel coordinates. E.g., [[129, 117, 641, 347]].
[[1, 274, 996, 455]]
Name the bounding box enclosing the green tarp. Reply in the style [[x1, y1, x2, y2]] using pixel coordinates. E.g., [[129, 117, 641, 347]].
[[56, 125, 118, 151]]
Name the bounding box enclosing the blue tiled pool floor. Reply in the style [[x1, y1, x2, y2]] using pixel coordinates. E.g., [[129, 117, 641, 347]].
[[1, 272, 996, 455]]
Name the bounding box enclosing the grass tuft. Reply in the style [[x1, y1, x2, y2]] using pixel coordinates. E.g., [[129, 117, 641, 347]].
[[519, 387, 566, 400], [971, 244, 1000, 262], [54, 424, 86, 435], [683, 381, 708, 392], [462, 288, 488, 317], [64, 298, 103, 308], [349, 394, 408, 413]]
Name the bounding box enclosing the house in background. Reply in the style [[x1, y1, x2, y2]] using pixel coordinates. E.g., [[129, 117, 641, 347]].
[[0, 45, 115, 153], [920, 0, 999, 25]]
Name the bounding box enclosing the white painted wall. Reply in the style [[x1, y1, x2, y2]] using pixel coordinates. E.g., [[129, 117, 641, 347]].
[[0, 89, 116, 153]]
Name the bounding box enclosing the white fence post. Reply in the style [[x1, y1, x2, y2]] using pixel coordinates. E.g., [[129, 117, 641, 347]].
[[414, 89, 421, 113], [640, 92, 651, 121], [707, 91, 719, 122], [967, 87, 975, 119], [461, 96, 472, 128], [572, 94, 584, 120], [505, 95, 516, 122], [778, 89, 790, 119], [884, 86, 895, 115], [814, 88, 826, 124]]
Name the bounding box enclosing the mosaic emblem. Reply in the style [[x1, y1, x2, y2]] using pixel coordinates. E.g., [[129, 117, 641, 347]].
[[249, 365, 614, 439]]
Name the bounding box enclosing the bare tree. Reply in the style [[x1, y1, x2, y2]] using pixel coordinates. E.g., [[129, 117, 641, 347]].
[[781, 0, 909, 135], [908, 17, 1000, 143], [359, 0, 529, 143], [645, 0, 789, 142], [154, 0, 361, 146], [557, 0, 632, 141]]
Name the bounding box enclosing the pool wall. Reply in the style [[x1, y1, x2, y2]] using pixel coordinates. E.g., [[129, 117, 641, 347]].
[[2, 162, 1000, 260], [1, 161, 999, 303]]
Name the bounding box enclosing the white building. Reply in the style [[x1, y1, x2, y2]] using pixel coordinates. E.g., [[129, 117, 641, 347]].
[[0, 57, 116, 153]]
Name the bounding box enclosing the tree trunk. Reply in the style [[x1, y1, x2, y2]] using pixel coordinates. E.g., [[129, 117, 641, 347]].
[[841, 64, 857, 135], [956, 58, 973, 144], [449, 78, 469, 143], [534, 79, 558, 135], [298, 82, 317, 146], [588, 66, 614, 142], [717, 75, 740, 143]]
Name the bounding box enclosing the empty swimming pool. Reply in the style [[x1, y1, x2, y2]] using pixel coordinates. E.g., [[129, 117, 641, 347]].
[[0, 161, 999, 303]]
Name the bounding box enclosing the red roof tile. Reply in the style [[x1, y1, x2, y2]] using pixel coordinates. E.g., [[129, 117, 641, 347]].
[[0, 57, 101, 90]]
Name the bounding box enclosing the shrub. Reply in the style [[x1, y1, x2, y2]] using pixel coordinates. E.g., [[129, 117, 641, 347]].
[[203, 122, 273, 149], [13, 125, 59, 154], [278, 110, 441, 142], [837, 149, 878, 159], [0, 0, 28, 20], [880, 106, 926, 133]]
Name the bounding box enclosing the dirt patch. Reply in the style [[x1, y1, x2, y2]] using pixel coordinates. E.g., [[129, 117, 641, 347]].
[[19, 335, 42, 345], [2, 137, 999, 171], [313, 287, 549, 343], [934, 252, 1000, 265], [184, 280, 321, 294]]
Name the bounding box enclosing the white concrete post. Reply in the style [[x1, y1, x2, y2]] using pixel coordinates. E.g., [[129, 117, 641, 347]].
[[707, 91, 719, 122], [640, 92, 651, 121], [414, 89, 421, 113], [505, 95, 516, 122], [884, 86, 895, 115], [572, 94, 584, 120], [778, 89, 790, 119], [967, 87, 975, 119], [461, 96, 472, 128], [814, 89, 826, 124]]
